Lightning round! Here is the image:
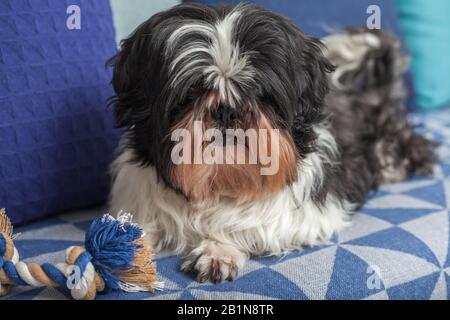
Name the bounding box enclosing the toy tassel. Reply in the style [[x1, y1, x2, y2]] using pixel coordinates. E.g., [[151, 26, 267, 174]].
[[0, 209, 163, 300]]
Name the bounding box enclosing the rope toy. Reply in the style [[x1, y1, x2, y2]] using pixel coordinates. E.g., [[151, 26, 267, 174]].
[[0, 208, 163, 300]]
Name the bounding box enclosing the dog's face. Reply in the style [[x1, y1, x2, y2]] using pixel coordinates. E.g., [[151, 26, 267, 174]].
[[110, 3, 333, 205]]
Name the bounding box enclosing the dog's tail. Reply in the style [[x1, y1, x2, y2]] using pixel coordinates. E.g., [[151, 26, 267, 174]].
[[322, 28, 409, 97], [323, 28, 438, 183]]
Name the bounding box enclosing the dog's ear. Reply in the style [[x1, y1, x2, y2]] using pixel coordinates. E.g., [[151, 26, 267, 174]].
[[107, 12, 165, 128], [296, 35, 335, 121], [290, 32, 335, 155]]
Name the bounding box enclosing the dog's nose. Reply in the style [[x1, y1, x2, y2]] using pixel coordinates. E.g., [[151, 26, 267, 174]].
[[214, 105, 238, 128]]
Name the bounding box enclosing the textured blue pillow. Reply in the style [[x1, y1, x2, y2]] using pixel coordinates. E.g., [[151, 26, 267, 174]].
[[395, 0, 450, 110], [0, 0, 119, 224]]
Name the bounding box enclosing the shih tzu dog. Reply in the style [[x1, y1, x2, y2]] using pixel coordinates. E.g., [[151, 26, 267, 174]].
[[108, 3, 436, 283]]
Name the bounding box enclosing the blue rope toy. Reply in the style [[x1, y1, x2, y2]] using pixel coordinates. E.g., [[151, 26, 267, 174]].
[[0, 209, 162, 300]]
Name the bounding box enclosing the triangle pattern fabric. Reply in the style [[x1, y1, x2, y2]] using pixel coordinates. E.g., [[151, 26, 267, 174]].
[[446, 272, 450, 300], [155, 255, 194, 288], [344, 228, 440, 266], [254, 244, 333, 267], [361, 208, 441, 225], [4, 287, 47, 301], [144, 291, 184, 300], [366, 189, 392, 200], [194, 268, 308, 300], [190, 290, 275, 300], [387, 272, 440, 300], [342, 245, 439, 289], [364, 290, 389, 300], [440, 163, 450, 178], [379, 178, 436, 194], [272, 246, 337, 300], [404, 182, 447, 209], [430, 272, 448, 300], [178, 290, 196, 300], [338, 213, 393, 243], [32, 287, 68, 300], [325, 247, 384, 300], [400, 210, 449, 267], [445, 180, 450, 209], [364, 194, 443, 210]]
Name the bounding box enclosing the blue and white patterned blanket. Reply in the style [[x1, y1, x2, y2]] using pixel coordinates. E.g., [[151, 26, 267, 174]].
[[3, 110, 450, 300]]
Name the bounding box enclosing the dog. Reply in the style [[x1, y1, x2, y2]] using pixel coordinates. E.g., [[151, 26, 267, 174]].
[[108, 3, 437, 283]]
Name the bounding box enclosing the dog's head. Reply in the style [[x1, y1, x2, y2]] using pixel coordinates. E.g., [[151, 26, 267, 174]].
[[109, 3, 333, 205]]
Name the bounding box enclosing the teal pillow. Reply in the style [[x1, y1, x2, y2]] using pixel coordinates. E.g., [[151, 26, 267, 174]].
[[395, 0, 450, 110]]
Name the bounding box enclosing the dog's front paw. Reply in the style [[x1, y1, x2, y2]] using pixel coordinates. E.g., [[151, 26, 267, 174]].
[[181, 241, 247, 284]]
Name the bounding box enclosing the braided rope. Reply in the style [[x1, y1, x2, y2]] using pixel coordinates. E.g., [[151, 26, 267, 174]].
[[0, 232, 105, 300], [0, 209, 162, 300]]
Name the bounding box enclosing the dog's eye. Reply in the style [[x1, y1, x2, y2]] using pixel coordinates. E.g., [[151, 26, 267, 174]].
[[181, 88, 202, 106], [260, 94, 277, 107], [180, 93, 194, 106], [181, 95, 194, 106]]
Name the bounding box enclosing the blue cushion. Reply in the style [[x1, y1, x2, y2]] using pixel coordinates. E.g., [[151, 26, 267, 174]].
[[395, 0, 450, 110], [0, 0, 119, 224]]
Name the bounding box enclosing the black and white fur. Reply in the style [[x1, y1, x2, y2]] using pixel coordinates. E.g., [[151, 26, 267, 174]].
[[108, 3, 436, 283]]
